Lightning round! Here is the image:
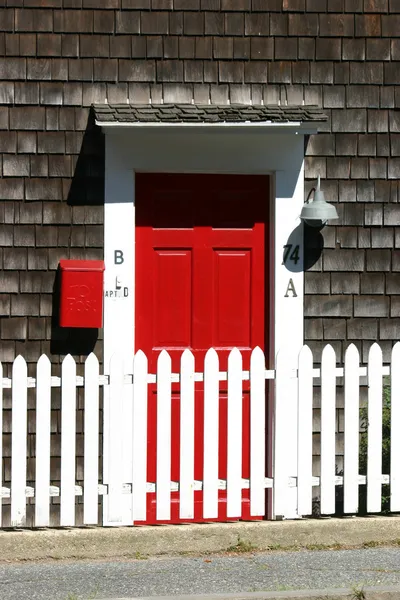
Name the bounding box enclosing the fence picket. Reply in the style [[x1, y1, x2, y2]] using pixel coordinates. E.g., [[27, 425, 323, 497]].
[[107, 354, 124, 525], [156, 350, 172, 521], [0, 361, 2, 527], [180, 349, 195, 519], [227, 348, 242, 518], [320, 344, 336, 515], [203, 348, 219, 519], [367, 343, 383, 514], [35, 355, 52, 527], [391, 343, 400, 512], [60, 354, 77, 526], [250, 347, 266, 516], [343, 344, 360, 514], [274, 349, 291, 519], [11, 356, 28, 527], [83, 353, 99, 525], [132, 350, 148, 522], [297, 345, 313, 517]]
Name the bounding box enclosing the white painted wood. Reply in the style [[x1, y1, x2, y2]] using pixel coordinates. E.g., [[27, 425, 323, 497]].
[[84, 353, 100, 525], [367, 343, 383, 514], [0, 361, 2, 527], [35, 355, 52, 527], [274, 164, 304, 366], [103, 130, 306, 525], [180, 349, 195, 520], [156, 350, 172, 521], [320, 344, 336, 515], [121, 361, 134, 525], [273, 349, 294, 519], [250, 347, 266, 517], [203, 348, 219, 519], [103, 156, 135, 526], [297, 345, 313, 517], [11, 356, 28, 527], [107, 354, 124, 525], [343, 344, 360, 515], [227, 348, 243, 518], [4, 343, 400, 529], [105, 130, 306, 175], [274, 156, 304, 520], [60, 354, 77, 527], [391, 343, 400, 512], [132, 350, 148, 522], [103, 164, 135, 364], [103, 131, 306, 423]]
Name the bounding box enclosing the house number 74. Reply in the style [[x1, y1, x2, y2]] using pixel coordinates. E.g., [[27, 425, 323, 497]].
[[282, 244, 300, 265]]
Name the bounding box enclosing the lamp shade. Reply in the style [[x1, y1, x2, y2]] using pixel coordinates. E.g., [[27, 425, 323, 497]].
[[300, 177, 339, 226]]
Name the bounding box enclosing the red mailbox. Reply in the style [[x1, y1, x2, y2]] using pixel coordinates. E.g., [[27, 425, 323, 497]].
[[59, 260, 105, 328]]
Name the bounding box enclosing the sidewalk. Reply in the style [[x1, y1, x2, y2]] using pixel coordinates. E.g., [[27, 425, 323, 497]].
[[1, 517, 400, 562]]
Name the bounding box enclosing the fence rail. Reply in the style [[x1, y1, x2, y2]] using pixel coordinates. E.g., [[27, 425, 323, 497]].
[[0, 342, 398, 528], [0, 366, 393, 388]]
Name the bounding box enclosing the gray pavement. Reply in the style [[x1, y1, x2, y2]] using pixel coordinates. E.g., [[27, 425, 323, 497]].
[[1, 548, 400, 600], [2, 517, 400, 563]]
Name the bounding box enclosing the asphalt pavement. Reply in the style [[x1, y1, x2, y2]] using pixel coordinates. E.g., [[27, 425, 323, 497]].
[[1, 547, 400, 600]]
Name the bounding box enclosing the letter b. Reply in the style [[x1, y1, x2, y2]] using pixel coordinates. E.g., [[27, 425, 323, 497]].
[[114, 250, 124, 265]]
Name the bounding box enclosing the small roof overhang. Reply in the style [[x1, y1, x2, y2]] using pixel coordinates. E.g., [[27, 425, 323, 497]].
[[93, 103, 327, 135]]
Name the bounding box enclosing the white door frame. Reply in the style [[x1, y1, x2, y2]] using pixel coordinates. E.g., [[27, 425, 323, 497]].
[[100, 123, 316, 523]]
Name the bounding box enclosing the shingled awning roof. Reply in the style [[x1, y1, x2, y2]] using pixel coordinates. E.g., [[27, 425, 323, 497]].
[[93, 104, 327, 125]]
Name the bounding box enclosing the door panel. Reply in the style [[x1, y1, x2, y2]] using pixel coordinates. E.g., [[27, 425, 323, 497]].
[[213, 250, 251, 347], [136, 173, 269, 523], [153, 250, 192, 348]]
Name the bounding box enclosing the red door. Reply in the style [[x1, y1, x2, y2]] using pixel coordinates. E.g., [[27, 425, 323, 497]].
[[135, 173, 269, 524]]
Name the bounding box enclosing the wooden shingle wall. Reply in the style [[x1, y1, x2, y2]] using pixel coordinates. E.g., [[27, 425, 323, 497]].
[[0, 2, 398, 368], [0, 2, 398, 364]]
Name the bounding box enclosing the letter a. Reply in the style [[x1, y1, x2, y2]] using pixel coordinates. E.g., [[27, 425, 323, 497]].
[[284, 278, 298, 298]]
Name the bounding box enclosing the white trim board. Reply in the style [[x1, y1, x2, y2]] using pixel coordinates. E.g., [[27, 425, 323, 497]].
[[97, 121, 322, 134], [102, 127, 306, 523], [103, 128, 305, 363]]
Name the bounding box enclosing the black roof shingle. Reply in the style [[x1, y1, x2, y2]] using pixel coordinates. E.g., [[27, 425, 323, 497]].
[[93, 104, 327, 124]]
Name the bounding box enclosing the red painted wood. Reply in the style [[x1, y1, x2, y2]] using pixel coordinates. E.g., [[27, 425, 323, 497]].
[[135, 173, 269, 524]]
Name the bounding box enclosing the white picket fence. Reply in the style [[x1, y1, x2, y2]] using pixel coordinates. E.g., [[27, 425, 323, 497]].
[[0, 342, 399, 528]]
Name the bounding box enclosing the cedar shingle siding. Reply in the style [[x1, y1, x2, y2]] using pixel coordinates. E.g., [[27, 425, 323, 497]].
[[0, 1, 399, 369]]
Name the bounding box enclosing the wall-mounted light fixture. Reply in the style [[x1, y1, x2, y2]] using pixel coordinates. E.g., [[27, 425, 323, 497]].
[[300, 176, 339, 228]]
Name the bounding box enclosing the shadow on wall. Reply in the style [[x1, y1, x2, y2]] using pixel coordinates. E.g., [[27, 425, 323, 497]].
[[304, 224, 324, 271], [50, 108, 104, 356], [302, 135, 325, 270], [283, 223, 324, 273], [67, 107, 105, 207], [50, 268, 99, 356]]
